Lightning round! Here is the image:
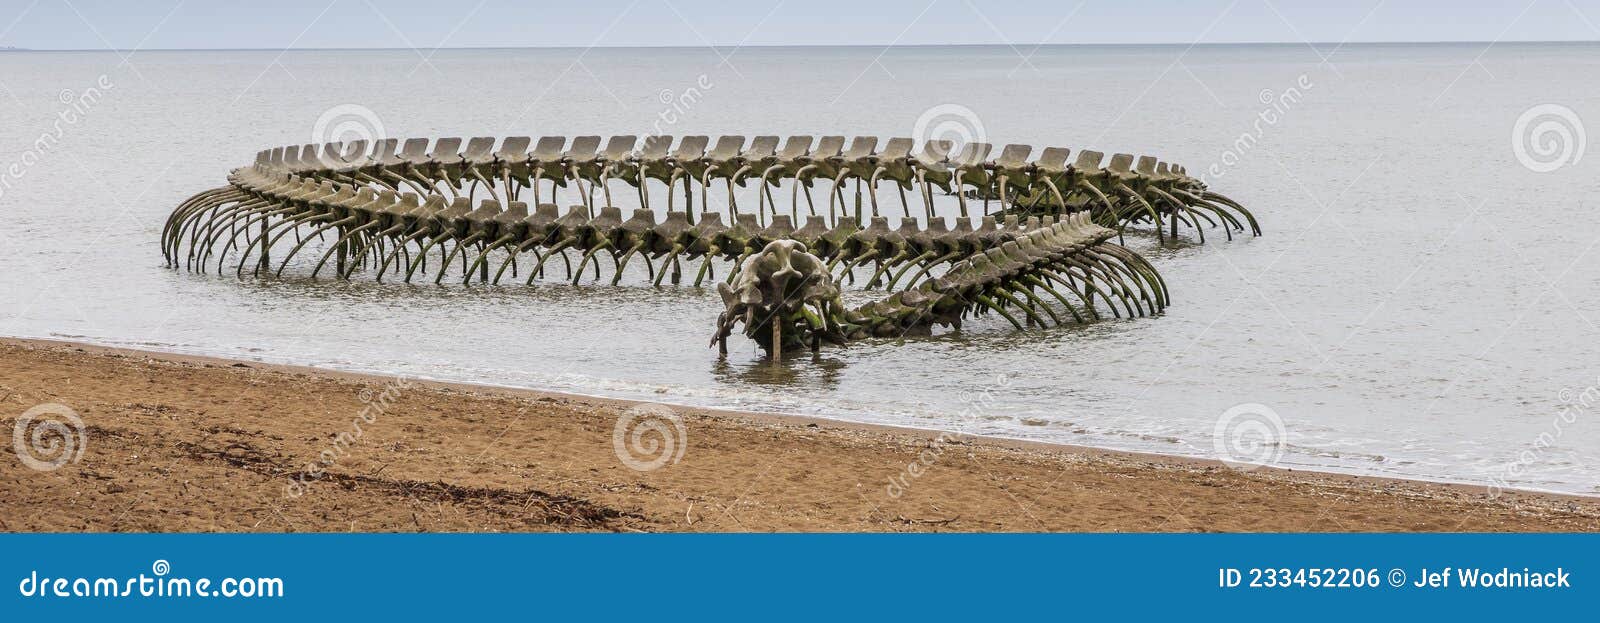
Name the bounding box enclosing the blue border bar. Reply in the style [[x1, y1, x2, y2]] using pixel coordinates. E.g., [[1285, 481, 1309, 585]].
[[3, 534, 1593, 620]]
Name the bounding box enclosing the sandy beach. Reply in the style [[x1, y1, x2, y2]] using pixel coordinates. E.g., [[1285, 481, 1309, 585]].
[[1, 337, 1595, 532]]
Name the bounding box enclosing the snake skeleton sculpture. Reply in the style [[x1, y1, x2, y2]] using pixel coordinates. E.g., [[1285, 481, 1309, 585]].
[[161, 135, 1258, 358]]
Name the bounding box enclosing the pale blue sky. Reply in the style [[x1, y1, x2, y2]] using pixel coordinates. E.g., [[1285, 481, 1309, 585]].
[[1, 0, 1597, 50]]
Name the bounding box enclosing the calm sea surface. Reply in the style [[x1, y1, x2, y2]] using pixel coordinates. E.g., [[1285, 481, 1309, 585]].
[[2, 43, 1597, 494]]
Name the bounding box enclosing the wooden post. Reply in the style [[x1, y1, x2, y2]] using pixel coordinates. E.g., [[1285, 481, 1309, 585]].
[[771, 319, 781, 362], [854, 179, 862, 223], [336, 226, 348, 276], [684, 179, 694, 223], [258, 218, 270, 273]]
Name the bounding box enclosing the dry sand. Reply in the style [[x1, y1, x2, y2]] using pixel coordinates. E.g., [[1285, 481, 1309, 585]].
[[1, 337, 1596, 532]]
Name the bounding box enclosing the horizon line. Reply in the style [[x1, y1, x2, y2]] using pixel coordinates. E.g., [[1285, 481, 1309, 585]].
[[3, 38, 1596, 52]]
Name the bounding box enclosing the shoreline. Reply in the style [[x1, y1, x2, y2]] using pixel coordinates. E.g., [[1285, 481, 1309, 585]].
[[4, 334, 1586, 501], [2, 336, 1597, 531]]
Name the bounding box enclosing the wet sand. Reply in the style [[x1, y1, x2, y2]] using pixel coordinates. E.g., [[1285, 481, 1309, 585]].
[[1, 337, 1595, 532]]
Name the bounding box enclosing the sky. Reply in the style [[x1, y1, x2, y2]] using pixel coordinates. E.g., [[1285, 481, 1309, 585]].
[[0, 0, 1597, 50]]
